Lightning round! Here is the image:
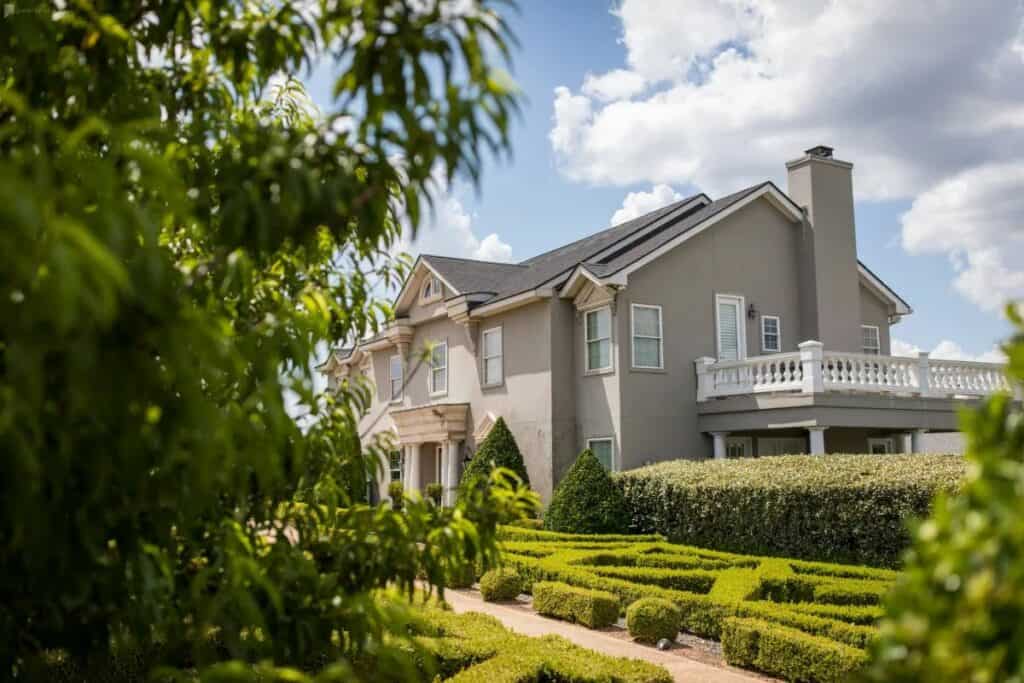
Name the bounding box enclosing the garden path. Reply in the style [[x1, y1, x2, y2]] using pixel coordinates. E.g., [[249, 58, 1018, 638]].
[[444, 588, 769, 683]]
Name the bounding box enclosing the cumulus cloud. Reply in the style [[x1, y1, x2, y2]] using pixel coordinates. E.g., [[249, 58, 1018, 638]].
[[891, 338, 1006, 364], [582, 69, 648, 102], [550, 0, 1024, 198], [610, 184, 684, 225], [901, 161, 1024, 310]]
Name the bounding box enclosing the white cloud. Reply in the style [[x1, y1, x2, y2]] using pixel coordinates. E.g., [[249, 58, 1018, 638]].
[[550, 0, 1024, 199], [582, 69, 647, 102], [610, 184, 684, 225], [396, 176, 513, 263], [901, 161, 1024, 310], [892, 338, 1006, 364]]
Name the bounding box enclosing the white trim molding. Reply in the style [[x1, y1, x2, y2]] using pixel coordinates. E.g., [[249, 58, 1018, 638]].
[[584, 305, 614, 374], [428, 339, 449, 397], [760, 315, 781, 353], [861, 324, 881, 355], [630, 303, 664, 370], [481, 325, 504, 387]]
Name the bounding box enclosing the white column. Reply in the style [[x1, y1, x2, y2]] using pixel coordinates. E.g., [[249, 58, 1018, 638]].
[[798, 341, 824, 394], [901, 432, 913, 454], [916, 351, 932, 396], [807, 426, 827, 455], [407, 443, 421, 493], [711, 432, 728, 459], [445, 440, 460, 506], [694, 357, 716, 402], [911, 429, 927, 454]]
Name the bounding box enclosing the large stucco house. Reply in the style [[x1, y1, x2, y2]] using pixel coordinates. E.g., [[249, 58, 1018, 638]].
[[320, 146, 1011, 503]]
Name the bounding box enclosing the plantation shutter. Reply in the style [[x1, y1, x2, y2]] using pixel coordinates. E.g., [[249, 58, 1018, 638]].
[[717, 299, 741, 361]]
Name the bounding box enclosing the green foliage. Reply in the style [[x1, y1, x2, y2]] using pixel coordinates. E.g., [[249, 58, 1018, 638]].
[[617, 454, 965, 567], [459, 417, 531, 504], [627, 598, 681, 644], [388, 481, 405, 510], [499, 526, 896, 680], [723, 617, 868, 683], [532, 581, 621, 629], [413, 606, 672, 682], [866, 314, 1024, 682], [479, 568, 523, 602], [0, 0, 537, 679], [426, 483, 444, 506], [545, 449, 630, 534]]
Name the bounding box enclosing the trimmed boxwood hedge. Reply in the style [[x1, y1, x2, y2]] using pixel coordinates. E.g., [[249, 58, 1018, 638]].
[[479, 568, 523, 602], [533, 581, 620, 628], [626, 598, 681, 644], [616, 454, 965, 567], [722, 617, 868, 683]]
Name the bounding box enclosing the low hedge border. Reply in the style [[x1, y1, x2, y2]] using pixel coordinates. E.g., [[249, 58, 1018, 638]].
[[722, 617, 868, 683], [616, 454, 964, 567], [414, 605, 671, 682], [479, 569, 523, 602], [532, 581, 620, 628], [499, 526, 891, 681]]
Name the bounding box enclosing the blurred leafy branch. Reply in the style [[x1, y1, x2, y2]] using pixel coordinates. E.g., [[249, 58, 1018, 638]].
[[0, 0, 534, 680]]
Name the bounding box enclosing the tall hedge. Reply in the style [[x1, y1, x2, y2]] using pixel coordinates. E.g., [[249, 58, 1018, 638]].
[[458, 417, 530, 501], [616, 454, 965, 567], [545, 449, 630, 534]]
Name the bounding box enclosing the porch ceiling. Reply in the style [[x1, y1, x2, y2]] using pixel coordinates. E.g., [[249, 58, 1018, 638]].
[[389, 402, 470, 444], [696, 392, 974, 433]]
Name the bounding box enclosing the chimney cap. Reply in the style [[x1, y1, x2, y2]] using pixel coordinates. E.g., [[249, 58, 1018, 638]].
[[805, 145, 834, 159]]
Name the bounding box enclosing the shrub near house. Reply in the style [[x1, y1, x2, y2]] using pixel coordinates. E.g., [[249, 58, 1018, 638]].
[[545, 449, 630, 534], [616, 454, 965, 567]]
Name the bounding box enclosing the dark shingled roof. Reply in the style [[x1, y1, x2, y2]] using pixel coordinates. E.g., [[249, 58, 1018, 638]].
[[419, 254, 526, 296]]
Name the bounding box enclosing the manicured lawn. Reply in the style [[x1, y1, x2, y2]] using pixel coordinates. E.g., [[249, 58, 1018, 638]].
[[499, 525, 897, 682]]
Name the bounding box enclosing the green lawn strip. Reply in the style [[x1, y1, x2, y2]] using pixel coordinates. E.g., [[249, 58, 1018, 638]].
[[414, 607, 671, 682]]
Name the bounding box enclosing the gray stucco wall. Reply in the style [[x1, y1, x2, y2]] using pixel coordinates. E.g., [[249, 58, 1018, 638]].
[[859, 283, 892, 355], [573, 300, 623, 470], [616, 196, 806, 466]]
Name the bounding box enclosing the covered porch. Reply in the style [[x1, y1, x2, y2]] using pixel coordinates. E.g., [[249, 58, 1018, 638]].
[[389, 403, 469, 505]]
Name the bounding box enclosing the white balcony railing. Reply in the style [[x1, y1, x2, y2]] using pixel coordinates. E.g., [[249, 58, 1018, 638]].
[[695, 340, 1013, 401]]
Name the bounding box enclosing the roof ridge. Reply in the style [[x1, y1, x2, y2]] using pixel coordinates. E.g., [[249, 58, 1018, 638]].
[[421, 253, 527, 267]]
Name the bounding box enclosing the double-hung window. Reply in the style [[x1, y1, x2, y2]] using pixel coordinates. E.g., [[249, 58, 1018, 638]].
[[861, 325, 880, 355], [585, 307, 612, 372], [761, 315, 781, 353], [388, 451, 403, 483], [429, 340, 448, 395], [422, 275, 442, 302], [388, 354, 403, 401], [587, 437, 614, 471], [631, 304, 663, 369], [715, 294, 746, 361], [482, 327, 503, 386]]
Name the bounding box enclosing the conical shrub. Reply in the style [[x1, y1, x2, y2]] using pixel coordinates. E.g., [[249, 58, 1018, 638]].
[[544, 449, 629, 534], [458, 417, 530, 502]]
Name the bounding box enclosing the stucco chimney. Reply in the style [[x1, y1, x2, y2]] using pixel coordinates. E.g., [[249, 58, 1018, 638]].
[[786, 146, 862, 352]]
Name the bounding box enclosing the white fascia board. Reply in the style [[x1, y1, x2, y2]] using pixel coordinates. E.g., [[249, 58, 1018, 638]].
[[558, 265, 605, 299], [858, 264, 912, 316], [469, 288, 552, 318]]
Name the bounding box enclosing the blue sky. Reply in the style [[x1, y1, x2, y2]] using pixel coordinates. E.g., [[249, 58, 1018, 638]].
[[306, 0, 1024, 360]]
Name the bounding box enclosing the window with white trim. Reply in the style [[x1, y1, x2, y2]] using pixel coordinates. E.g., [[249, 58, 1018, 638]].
[[481, 326, 503, 386], [631, 304, 663, 369], [585, 307, 612, 372], [587, 437, 614, 471], [388, 354, 403, 401], [715, 294, 746, 361], [761, 315, 781, 353], [861, 325, 880, 355], [421, 275, 442, 302], [388, 451, 403, 483], [725, 436, 752, 459], [429, 340, 448, 395], [868, 437, 894, 454]]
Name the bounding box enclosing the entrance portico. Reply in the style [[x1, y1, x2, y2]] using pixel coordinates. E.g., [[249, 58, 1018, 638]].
[[389, 403, 469, 505]]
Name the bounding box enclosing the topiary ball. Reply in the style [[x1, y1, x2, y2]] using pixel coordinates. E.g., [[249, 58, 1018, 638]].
[[627, 597, 681, 644], [544, 449, 629, 534], [478, 568, 523, 602]]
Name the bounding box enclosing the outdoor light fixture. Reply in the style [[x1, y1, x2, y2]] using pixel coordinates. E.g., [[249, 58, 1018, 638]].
[[747, 302, 758, 319]]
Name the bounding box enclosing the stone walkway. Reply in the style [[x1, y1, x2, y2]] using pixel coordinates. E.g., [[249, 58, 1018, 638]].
[[444, 588, 767, 683]]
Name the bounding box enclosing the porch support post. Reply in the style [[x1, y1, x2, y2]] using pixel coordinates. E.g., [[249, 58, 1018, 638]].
[[695, 357, 716, 402], [444, 440, 461, 506], [711, 432, 729, 460], [807, 426, 827, 455], [407, 443, 421, 493], [798, 341, 824, 394], [901, 432, 913, 454], [911, 429, 927, 454]]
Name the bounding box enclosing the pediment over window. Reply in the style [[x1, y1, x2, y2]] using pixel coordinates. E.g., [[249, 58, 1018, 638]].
[[572, 280, 616, 312], [474, 412, 498, 442]]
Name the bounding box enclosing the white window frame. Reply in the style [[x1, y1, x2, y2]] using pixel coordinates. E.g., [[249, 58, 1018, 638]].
[[725, 436, 753, 459], [421, 274, 443, 303], [760, 315, 781, 353], [587, 436, 615, 471], [861, 325, 881, 355], [715, 293, 747, 361], [481, 326, 504, 387], [388, 354, 403, 402], [388, 451, 403, 483], [631, 303, 664, 370], [584, 306, 614, 374], [428, 339, 448, 396], [868, 437, 894, 454]]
